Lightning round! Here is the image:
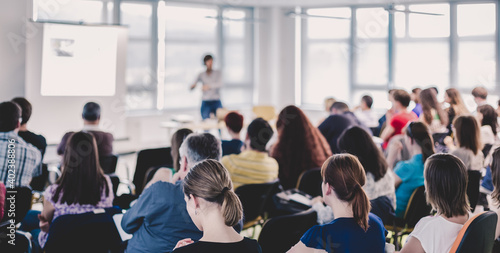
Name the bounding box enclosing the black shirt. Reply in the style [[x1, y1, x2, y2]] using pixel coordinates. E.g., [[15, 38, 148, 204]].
[[172, 237, 262, 253], [18, 130, 47, 159]]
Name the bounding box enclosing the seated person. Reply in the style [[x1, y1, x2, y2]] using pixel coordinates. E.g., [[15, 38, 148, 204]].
[[222, 118, 278, 189], [445, 115, 484, 171], [380, 89, 418, 150], [122, 133, 221, 253], [419, 88, 448, 134], [172, 159, 262, 253], [318, 102, 371, 153], [57, 102, 113, 158], [411, 88, 422, 117], [12, 97, 47, 158], [489, 147, 500, 238], [354, 95, 379, 128], [288, 154, 387, 253], [386, 122, 434, 218], [476, 104, 499, 146], [0, 101, 41, 188], [401, 154, 471, 253], [222, 112, 244, 156]]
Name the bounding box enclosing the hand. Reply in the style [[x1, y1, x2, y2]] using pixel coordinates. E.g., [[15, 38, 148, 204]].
[[174, 238, 194, 249], [311, 196, 324, 205], [38, 214, 50, 232], [190, 84, 196, 90], [444, 136, 454, 147], [202, 85, 210, 91]]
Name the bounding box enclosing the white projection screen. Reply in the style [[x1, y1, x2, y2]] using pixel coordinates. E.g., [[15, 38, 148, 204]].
[[41, 23, 118, 96]]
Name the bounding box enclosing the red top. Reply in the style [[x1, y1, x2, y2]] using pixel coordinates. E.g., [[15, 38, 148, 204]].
[[383, 111, 418, 149]]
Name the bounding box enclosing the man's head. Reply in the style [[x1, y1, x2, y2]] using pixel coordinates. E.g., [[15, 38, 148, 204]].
[[392, 89, 411, 110], [178, 133, 221, 176], [0, 101, 21, 132], [330, 102, 350, 115], [471, 86, 488, 105], [203, 54, 213, 69], [360, 95, 373, 110], [224, 112, 244, 135], [246, 118, 273, 152], [11, 97, 32, 125], [82, 102, 101, 124]]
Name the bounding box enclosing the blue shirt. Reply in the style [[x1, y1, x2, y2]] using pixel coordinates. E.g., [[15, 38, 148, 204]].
[[300, 213, 386, 253], [122, 181, 202, 253], [222, 139, 244, 156], [394, 154, 425, 218], [412, 103, 423, 117]]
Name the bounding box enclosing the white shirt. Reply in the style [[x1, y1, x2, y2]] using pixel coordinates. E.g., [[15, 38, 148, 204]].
[[196, 70, 222, 101], [409, 214, 471, 253], [451, 147, 484, 171], [364, 171, 396, 208], [480, 125, 496, 146], [354, 109, 379, 128]]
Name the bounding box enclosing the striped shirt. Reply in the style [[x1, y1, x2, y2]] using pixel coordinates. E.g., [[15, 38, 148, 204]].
[[222, 150, 279, 189], [0, 131, 42, 188]]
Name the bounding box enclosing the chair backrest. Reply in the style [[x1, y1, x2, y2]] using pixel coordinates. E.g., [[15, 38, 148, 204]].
[[235, 180, 280, 223], [449, 211, 498, 253], [370, 196, 395, 225], [133, 147, 172, 195], [296, 168, 322, 197], [99, 154, 118, 174], [30, 163, 48, 191], [258, 208, 318, 253], [403, 186, 432, 228], [43, 207, 122, 253], [0, 187, 32, 224], [466, 170, 481, 212], [252, 106, 276, 121]]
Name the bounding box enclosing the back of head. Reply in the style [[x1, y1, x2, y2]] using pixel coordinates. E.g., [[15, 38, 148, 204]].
[[183, 159, 243, 226], [478, 104, 498, 135], [247, 118, 273, 152], [224, 112, 244, 134], [56, 131, 108, 205], [171, 128, 194, 172], [392, 89, 411, 108], [338, 126, 388, 181], [453, 115, 482, 155], [472, 87, 488, 100], [321, 154, 370, 231], [180, 133, 221, 167], [406, 122, 435, 162], [424, 154, 469, 218], [203, 54, 213, 65], [420, 88, 448, 126], [11, 97, 32, 125], [82, 102, 101, 121], [490, 147, 500, 205], [330, 102, 349, 113], [361, 95, 373, 109], [324, 97, 336, 112], [0, 101, 21, 132]]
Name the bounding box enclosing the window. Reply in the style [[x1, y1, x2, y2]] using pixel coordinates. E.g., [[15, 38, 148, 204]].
[[36, 0, 109, 23]]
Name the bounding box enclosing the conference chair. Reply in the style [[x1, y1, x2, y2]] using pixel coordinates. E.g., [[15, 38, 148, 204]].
[[235, 180, 281, 230], [30, 163, 49, 191], [252, 105, 276, 121], [296, 168, 322, 197], [449, 211, 497, 253], [467, 170, 481, 212], [132, 147, 173, 195], [258, 208, 318, 253], [99, 154, 118, 174], [0, 187, 33, 225], [0, 230, 32, 253]]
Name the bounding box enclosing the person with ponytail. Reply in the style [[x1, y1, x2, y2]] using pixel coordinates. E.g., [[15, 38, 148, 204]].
[[173, 159, 262, 253], [288, 154, 386, 253]]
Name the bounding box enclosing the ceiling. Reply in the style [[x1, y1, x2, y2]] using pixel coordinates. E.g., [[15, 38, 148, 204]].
[[182, 0, 486, 7]]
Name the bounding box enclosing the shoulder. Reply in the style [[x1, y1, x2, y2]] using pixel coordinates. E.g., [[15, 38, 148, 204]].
[[411, 215, 441, 237]]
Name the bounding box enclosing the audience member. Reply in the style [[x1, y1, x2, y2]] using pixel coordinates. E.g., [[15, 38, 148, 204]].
[[377, 89, 396, 135], [471, 86, 488, 108], [288, 154, 386, 253], [380, 89, 418, 149], [444, 88, 469, 133], [0, 101, 41, 188], [172, 159, 262, 253], [57, 102, 113, 158], [489, 147, 500, 238], [354, 95, 379, 128], [419, 88, 448, 134], [271, 106, 332, 190], [401, 154, 470, 253], [387, 122, 434, 218], [318, 97, 337, 125], [222, 112, 244, 156], [11, 97, 47, 158], [318, 102, 371, 153], [411, 88, 423, 117], [445, 115, 484, 171], [122, 133, 220, 253], [476, 104, 499, 146], [222, 118, 278, 189]]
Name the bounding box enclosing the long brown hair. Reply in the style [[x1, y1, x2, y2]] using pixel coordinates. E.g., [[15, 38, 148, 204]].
[[53, 132, 110, 205], [446, 88, 469, 116], [271, 105, 332, 189], [420, 88, 448, 126], [322, 154, 370, 231], [490, 147, 500, 205], [183, 159, 242, 227], [406, 122, 435, 162], [453, 115, 482, 155], [171, 128, 193, 172], [478, 104, 498, 136]]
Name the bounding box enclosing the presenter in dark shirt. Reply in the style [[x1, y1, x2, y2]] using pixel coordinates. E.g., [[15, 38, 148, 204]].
[[190, 55, 223, 120], [12, 97, 47, 158]]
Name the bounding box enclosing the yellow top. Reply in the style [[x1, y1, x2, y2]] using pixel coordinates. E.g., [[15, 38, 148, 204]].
[[221, 150, 279, 189]]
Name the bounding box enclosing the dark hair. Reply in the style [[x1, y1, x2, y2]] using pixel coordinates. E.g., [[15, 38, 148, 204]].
[[392, 89, 411, 107], [361, 95, 373, 109], [411, 88, 421, 103], [0, 101, 21, 132], [338, 126, 388, 182], [82, 102, 101, 121], [171, 128, 193, 172], [472, 87, 488, 99], [183, 159, 243, 227], [478, 104, 498, 136], [224, 112, 244, 134], [11, 97, 31, 125], [247, 118, 273, 152], [330, 102, 349, 112], [53, 132, 110, 205], [203, 54, 213, 65], [430, 86, 439, 94], [424, 154, 469, 218], [406, 122, 435, 162], [180, 133, 221, 166], [453, 115, 482, 155], [420, 88, 448, 126], [490, 147, 500, 205], [271, 105, 332, 189], [322, 154, 370, 231]]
